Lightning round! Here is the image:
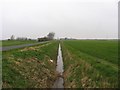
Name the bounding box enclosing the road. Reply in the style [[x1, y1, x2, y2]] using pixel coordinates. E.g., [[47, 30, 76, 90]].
[[0, 41, 49, 51]]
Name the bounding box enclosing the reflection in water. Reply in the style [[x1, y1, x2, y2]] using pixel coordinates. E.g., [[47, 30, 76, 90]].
[[53, 44, 64, 88]]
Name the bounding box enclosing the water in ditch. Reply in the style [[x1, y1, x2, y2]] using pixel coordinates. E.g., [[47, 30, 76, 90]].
[[53, 44, 64, 88]]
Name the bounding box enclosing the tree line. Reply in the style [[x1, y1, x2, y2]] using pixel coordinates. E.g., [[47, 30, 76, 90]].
[[9, 32, 55, 42]]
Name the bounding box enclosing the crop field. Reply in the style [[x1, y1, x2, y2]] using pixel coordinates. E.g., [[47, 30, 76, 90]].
[[61, 40, 118, 88], [2, 41, 59, 88], [1, 40, 38, 47]]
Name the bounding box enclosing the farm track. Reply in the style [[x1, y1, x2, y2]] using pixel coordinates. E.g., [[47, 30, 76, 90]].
[[0, 41, 49, 51]]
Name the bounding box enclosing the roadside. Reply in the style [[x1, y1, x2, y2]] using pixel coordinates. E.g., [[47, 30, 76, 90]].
[[2, 41, 59, 88]]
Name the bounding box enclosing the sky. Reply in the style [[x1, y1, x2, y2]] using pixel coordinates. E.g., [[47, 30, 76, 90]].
[[0, 0, 119, 40]]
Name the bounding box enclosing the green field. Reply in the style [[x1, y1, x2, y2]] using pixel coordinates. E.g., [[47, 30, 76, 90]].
[[0, 41, 1, 47], [1, 40, 38, 47], [61, 40, 118, 88], [2, 39, 118, 88], [2, 41, 59, 88], [0, 51, 2, 88]]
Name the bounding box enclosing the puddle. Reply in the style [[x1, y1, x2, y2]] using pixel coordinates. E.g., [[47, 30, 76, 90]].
[[53, 44, 64, 88]]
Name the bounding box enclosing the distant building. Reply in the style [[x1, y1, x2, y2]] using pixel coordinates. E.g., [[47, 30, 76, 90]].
[[38, 37, 49, 42], [16, 37, 27, 40]]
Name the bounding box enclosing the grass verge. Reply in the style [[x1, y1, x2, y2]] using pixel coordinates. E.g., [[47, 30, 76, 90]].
[[2, 40, 59, 88]]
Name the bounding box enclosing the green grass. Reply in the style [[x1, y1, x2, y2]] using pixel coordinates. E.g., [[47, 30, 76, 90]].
[[1, 40, 38, 47], [0, 51, 2, 88], [0, 41, 1, 47], [61, 40, 118, 88], [2, 39, 118, 88], [63, 40, 118, 65], [2, 40, 59, 88]]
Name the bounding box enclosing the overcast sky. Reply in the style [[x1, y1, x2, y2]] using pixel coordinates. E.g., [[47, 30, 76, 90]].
[[0, 0, 119, 40]]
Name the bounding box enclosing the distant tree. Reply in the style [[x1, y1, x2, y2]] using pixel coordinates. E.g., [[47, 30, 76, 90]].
[[25, 38, 27, 40], [10, 35, 15, 40], [47, 32, 55, 40], [65, 37, 68, 40], [28, 39, 32, 40]]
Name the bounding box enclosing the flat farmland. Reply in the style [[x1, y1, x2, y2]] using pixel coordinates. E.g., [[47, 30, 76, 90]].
[[61, 40, 118, 88], [2, 41, 59, 88], [2, 39, 118, 88]]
